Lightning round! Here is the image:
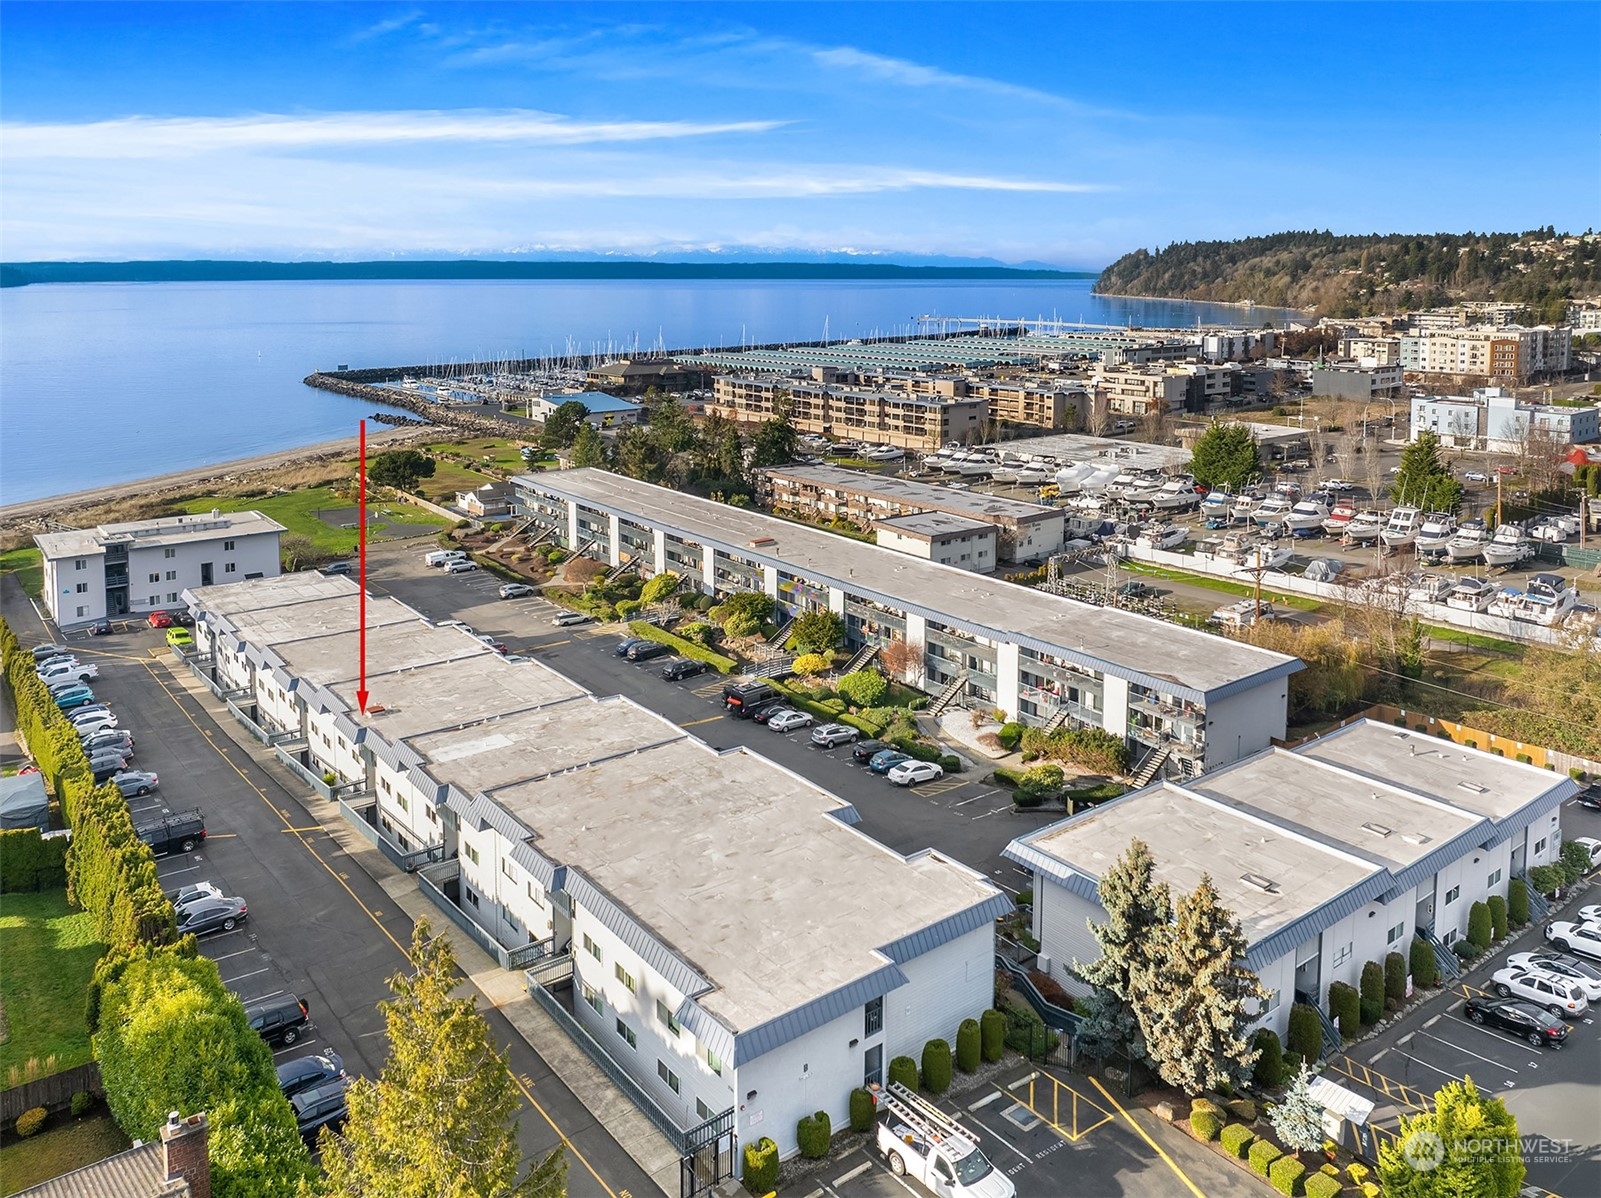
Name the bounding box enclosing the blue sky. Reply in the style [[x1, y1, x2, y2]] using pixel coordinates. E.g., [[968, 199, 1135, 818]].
[[2, 2, 1597, 267]]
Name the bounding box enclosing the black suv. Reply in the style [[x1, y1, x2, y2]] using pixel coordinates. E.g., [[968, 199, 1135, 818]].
[[278, 1050, 346, 1099], [135, 810, 206, 856], [626, 641, 671, 663], [291, 1075, 351, 1141], [722, 680, 777, 717], [661, 658, 707, 681], [246, 993, 312, 1046]]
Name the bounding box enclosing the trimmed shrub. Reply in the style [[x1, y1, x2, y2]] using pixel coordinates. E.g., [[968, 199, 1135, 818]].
[[70, 1090, 94, 1117], [837, 670, 888, 707], [1270, 1155, 1307, 1197], [1453, 940, 1482, 963], [1467, 900, 1492, 950], [1018, 763, 1065, 801], [1410, 935, 1439, 988], [1359, 961, 1385, 1026], [1488, 893, 1508, 942], [1384, 951, 1407, 1007], [15, 1106, 47, 1138], [1283, 1051, 1303, 1075], [1225, 1098, 1257, 1123], [849, 1088, 876, 1133], [615, 599, 643, 619], [1346, 1162, 1370, 1186], [980, 1009, 1006, 1062], [792, 652, 830, 676], [627, 620, 738, 673], [1249, 1138, 1284, 1177], [797, 1110, 831, 1159], [1328, 981, 1359, 1037], [1508, 877, 1530, 926], [1252, 1028, 1286, 1088], [1220, 1121, 1256, 1158], [1287, 1003, 1322, 1062], [938, 754, 963, 774], [742, 1137, 779, 1193], [0, 827, 70, 893], [1190, 1097, 1225, 1119], [1361, 1184, 1381, 1198], [997, 721, 1025, 751], [1189, 1110, 1222, 1142], [1529, 863, 1564, 898], [956, 1019, 981, 1073], [921, 1039, 953, 1094], [1305, 1175, 1344, 1198], [1559, 838, 1592, 885], [889, 1055, 920, 1092]]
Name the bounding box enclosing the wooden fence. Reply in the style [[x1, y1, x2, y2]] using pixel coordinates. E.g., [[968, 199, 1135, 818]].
[[1284, 704, 1601, 778], [0, 1061, 102, 1123]]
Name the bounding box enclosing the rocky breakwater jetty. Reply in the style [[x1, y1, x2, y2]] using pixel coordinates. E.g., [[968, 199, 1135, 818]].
[[304, 373, 523, 438]]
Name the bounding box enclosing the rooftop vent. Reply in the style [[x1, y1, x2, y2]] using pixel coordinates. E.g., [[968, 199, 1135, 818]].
[[1456, 781, 1489, 795], [1392, 731, 1410, 739], [1361, 822, 1393, 838], [1239, 872, 1278, 893], [1401, 832, 1432, 846]]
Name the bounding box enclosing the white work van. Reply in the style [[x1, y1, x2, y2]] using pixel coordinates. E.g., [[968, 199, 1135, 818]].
[[873, 1082, 1014, 1198]]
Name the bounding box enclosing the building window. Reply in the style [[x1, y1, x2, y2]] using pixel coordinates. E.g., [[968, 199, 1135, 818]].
[[75, 582, 88, 593], [657, 1061, 680, 1094], [165, 570, 177, 581], [166, 592, 177, 603], [1534, 838, 1547, 856], [1444, 885, 1460, 905], [1332, 941, 1353, 968], [465, 888, 479, 908], [394, 793, 408, 813], [1387, 922, 1406, 946], [426, 805, 437, 824], [149, 573, 160, 583], [224, 540, 236, 551], [464, 844, 480, 866], [864, 996, 883, 1037], [75, 559, 86, 570], [656, 1000, 681, 1036], [583, 933, 601, 962], [696, 1098, 714, 1121], [583, 986, 603, 1016], [1487, 868, 1502, 888], [76, 606, 88, 617], [164, 548, 176, 559], [615, 1019, 636, 1049], [705, 1046, 722, 1076], [615, 963, 636, 993], [225, 563, 237, 573]]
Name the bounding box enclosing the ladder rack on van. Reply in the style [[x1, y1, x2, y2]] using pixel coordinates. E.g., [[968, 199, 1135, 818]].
[[872, 1082, 982, 1152]]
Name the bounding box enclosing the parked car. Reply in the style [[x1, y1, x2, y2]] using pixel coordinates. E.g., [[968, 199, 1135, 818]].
[[748, 701, 789, 724], [30, 643, 72, 662], [1113, 580, 1155, 599], [445, 560, 478, 574], [1569, 838, 1601, 872], [168, 611, 196, 627], [73, 712, 121, 738], [1545, 921, 1601, 959], [660, 658, 707, 681], [169, 880, 224, 910], [1489, 967, 1589, 1016], [614, 637, 648, 657], [246, 993, 311, 1046], [53, 685, 98, 710], [722, 679, 778, 717], [48, 675, 93, 696], [1324, 479, 1355, 492], [552, 610, 591, 627], [1463, 470, 1489, 483], [1575, 785, 1601, 813], [888, 760, 945, 787], [112, 770, 160, 798], [1505, 951, 1601, 1001], [147, 611, 173, 629], [90, 756, 131, 783], [83, 729, 135, 757], [134, 809, 205, 857], [291, 1075, 351, 1141], [176, 896, 248, 937], [869, 750, 913, 775], [767, 710, 814, 733], [811, 723, 859, 748], [322, 562, 353, 576], [67, 703, 114, 725], [1462, 996, 1569, 1048], [277, 1051, 346, 1099], [425, 549, 467, 567], [625, 641, 671, 663], [35, 653, 81, 673], [852, 738, 890, 762], [498, 582, 536, 599], [1579, 904, 1601, 925], [165, 628, 194, 650], [38, 660, 98, 685]]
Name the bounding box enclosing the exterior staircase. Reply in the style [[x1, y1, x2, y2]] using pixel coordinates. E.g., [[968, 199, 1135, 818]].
[[1042, 705, 1074, 735], [839, 642, 880, 675], [603, 557, 640, 583], [1425, 930, 1463, 981], [925, 671, 968, 718], [1129, 744, 1171, 788], [747, 656, 796, 681], [1312, 1003, 1345, 1059], [1514, 871, 1551, 921], [489, 517, 537, 553], [571, 538, 599, 562], [767, 616, 796, 647]]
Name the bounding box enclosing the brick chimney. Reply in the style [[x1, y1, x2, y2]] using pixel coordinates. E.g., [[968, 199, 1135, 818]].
[[160, 1111, 211, 1198]]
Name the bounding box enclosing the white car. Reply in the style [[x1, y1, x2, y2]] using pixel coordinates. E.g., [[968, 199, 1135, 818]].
[[887, 760, 945, 787], [498, 582, 535, 599], [810, 723, 859, 748], [1506, 952, 1601, 1001], [1324, 479, 1355, 492], [445, 560, 478, 574], [38, 660, 98, 685], [767, 710, 814, 733], [1578, 904, 1601, 925], [1489, 967, 1589, 1016], [73, 712, 120, 737], [1545, 921, 1601, 960], [1463, 470, 1489, 483], [1569, 838, 1601, 873]]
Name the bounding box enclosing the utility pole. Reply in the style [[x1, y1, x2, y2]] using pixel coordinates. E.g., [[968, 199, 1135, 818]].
[[1495, 473, 1503, 527]]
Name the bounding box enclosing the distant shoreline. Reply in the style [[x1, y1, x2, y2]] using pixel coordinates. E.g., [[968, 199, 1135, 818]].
[[0, 260, 1099, 288]]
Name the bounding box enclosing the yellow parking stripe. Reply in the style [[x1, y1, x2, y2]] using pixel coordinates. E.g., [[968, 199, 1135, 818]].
[[1088, 1076, 1207, 1198], [1326, 1056, 1432, 1113]]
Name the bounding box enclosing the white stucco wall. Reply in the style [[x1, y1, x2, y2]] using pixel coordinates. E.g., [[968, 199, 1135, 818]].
[[1204, 680, 1291, 766]]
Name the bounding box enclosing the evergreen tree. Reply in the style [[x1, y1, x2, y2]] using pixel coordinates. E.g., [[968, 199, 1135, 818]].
[[1133, 874, 1266, 1094], [368, 449, 436, 492], [1187, 422, 1263, 491], [1390, 430, 1464, 514], [749, 416, 798, 468], [1378, 1078, 1524, 1198], [569, 423, 607, 468], [539, 400, 591, 449], [1270, 1062, 1326, 1159], [1076, 839, 1171, 1062], [315, 919, 568, 1198]]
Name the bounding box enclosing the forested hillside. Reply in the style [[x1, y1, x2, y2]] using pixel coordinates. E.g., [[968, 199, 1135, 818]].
[[1094, 229, 1600, 319]]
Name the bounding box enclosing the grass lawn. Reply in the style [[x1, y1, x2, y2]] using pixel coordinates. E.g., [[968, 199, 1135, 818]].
[[1121, 561, 1324, 612], [1423, 624, 1528, 656], [0, 892, 104, 1078], [420, 436, 536, 473], [1, 1111, 131, 1195], [0, 547, 43, 598], [414, 458, 499, 505], [178, 486, 450, 557]]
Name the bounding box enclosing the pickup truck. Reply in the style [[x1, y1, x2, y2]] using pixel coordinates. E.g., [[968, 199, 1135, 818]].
[[875, 1084, 1013, 1198], [135, 810, 206, 856]]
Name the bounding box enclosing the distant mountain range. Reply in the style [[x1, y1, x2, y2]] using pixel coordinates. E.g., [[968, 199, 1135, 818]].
[[0, 256, 1095, 288], [1094, 229, 1600, 321]]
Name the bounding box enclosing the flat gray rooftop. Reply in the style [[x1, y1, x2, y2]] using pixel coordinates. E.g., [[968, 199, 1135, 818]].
[[1021, 783, 1379, 947], [519, 469, 1298, 699], [1297, 723, 1565, 822], [981, 433, 1194, 469], [37, 509, 285, 559], [220, 593, 417, 650], [878, 511, 995, 539], [765, 465, 1059, 525], [493, 738, 999, 1034], [1191, 748, 1482, 871], [357, 655, 587, 741], [191, 571, 357, 616], [273, 621, 490, 688]]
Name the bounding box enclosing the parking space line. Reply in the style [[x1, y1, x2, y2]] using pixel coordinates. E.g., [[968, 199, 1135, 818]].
[[833, 1162, 872, 1186], [1002, 1072, 1113, 1146], [951, 789, 998, 808], [221, 966, 270, 985], [681, 716, 722, 728], [157, 863, 201, 877], [1413, 1028, 1520, 1072], [1388, 1048, 1467, 1084], [273, 1039, 318, 1056], [209, 947, 257, 963], [1327, 1056, 1433, 1112], [1088, 1076, 1207, 1198]]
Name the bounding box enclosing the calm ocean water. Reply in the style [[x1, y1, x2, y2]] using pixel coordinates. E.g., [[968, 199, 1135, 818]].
[[0, 278, 1283, 505]]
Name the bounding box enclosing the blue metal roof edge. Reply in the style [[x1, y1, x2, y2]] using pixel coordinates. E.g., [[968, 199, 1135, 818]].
[[1482, 780, 1576, 848], [562, 871, 715, 1005], [879, 894, 1014, 963], [1246, 872, 1397, 971], [732, 961, 910, 1067]]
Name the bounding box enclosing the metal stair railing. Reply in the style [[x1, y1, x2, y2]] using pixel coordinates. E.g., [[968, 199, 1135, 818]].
[[1427, 931, 1463, 981], [1513, 872, 1550, 921], [926, 670, 968, 717], [1129, 744, 1171, 788], [839, 642, 879, 675], [1312, 1000, 1345, 1059], [767, 616, 796, 646], [603, 557, 640, 583]]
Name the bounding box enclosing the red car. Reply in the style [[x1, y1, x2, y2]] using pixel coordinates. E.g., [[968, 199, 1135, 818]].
[[147, 611, 173, 629]]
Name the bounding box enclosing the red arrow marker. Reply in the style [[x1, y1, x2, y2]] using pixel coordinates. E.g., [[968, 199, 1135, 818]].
[[355, 419, 370, 713]]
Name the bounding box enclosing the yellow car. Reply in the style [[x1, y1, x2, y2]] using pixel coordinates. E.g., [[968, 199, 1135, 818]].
[[166, 628, 195, 650]]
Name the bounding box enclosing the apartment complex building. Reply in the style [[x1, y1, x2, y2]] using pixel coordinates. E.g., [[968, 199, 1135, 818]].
[[1309, 361, 1405, 401], [184, 572, 1009, 1170], [1006, 721, 1575, 1043], [708, 376, 988, 450], [1091, 365, 1189, 416], [1399, 325, 1572, 381], [1338, 336, 1403, 366], [1410, 387, 1600, 451], [875, 512, 997, 572], [35, 510, 282, 629], [758, 464, 1064, 562], [513, 469, 1300, 776]]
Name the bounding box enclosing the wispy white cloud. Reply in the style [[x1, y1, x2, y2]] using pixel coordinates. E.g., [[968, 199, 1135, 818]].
[[0, 110, 789, 159], [468, 168, 1104, 200], [350, 11, 425, 42]]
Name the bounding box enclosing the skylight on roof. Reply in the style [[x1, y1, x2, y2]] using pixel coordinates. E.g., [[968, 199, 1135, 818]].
[[1456, 781, 1489, 795], [1240, 873, 1278, 893], [1361, 822, 1393, 838]]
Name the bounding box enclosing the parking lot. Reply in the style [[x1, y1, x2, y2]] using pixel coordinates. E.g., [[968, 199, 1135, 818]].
[[1, 578, 656, 1198]]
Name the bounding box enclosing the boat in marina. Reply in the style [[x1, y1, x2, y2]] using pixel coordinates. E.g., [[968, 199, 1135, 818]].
[[1487, 575, 1577, 624], [1252, 496, 1296, 527], [1230, 490, 1266, 521], [1343, 510, 1385, 543], [1446, 576, 1497, 611], [1378, 507, 1424, 550], [1135, 523, 1189, 551], [1322, 501, 1356, 535], [1407, 572, 1453, 603], [1014, 467, 1051, 484], [1444, 520, 1491, 563], [1238, 543, 1294, 571], [1151, 477, 1200, 511], [1481, 524, 1535, 569], [1283, 499, 1331, 535], [1199, 491, 1233, 522], [1413, 512, 1458, 555]]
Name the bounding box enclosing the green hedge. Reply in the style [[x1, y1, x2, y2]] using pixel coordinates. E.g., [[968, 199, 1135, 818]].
[[1018, 724, 1129, 774], [1488, 893, 1508, 941], [980, 1009, 1006, 1062], [1467, 900, 1492, 950], [1252, 1028, 1285, 1088], [0, 827, 70, 892], [889, 1055, 920, 1092], [1287, 1003, 1323, 1061], [1410, 935, 1439, 988], [1270, 1155, 1307, 1197], [956, 1019, 981, 1073], [742, 1137, 779, 1194], [1249, 1138, 1283, 1178], [849, 1088, 876, 1133], [627, 621, 738, 673], [1328, 981, 1359, 1038], [1508, 877, 1530, 926], [1305, 1173, 1345, 1198], [1359, 961, 1385, 1026], [997, 721, 1024, 751], [1384, 951, 1407, 1008], [1190, 1110, 1222, 1141], [921, 1039, 953, 1094], [1220, 1122, 1256, 1159], [797, 1109, 831, 1159]]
